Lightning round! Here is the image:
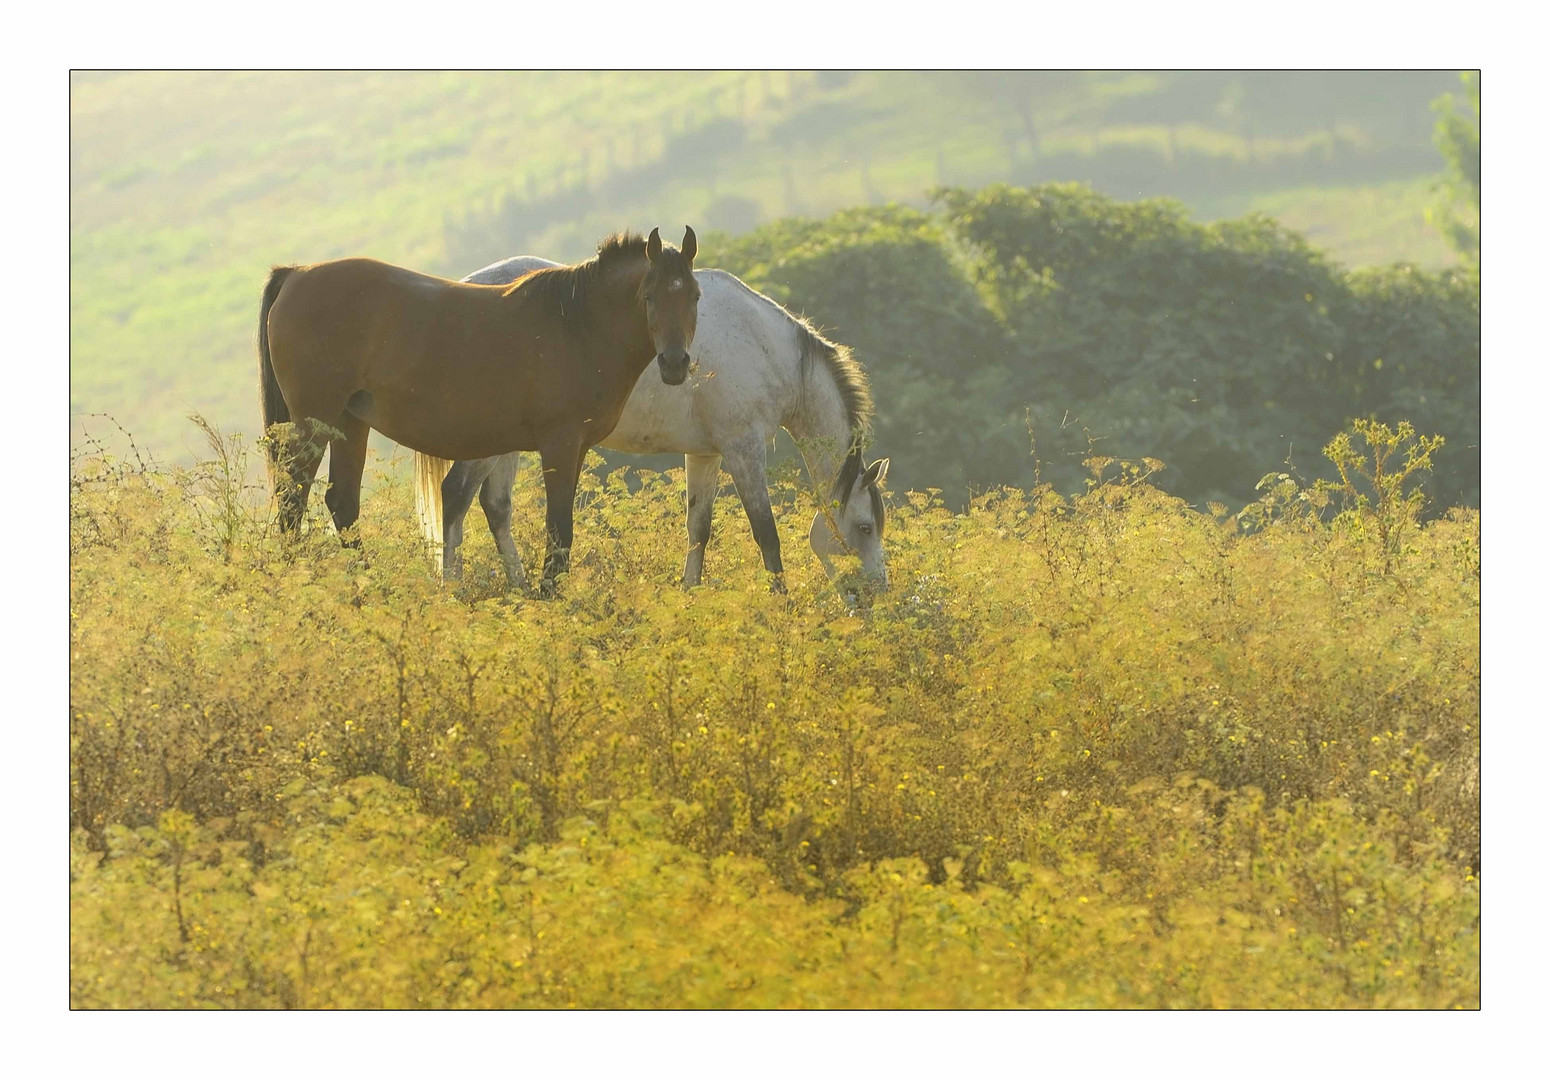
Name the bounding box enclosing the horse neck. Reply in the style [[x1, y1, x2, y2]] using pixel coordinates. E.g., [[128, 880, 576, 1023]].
[[586, 263, 653, 366], [784, 353, 855, 494]]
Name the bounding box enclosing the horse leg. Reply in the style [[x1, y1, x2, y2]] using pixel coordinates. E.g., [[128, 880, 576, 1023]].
[[274, 417, 330, 536], [537, 435, 584, 597], [683, 453, 722, 587], [478, 454, 528, 591], [324, 411, 371, 548], [439, 459, 489, 582], [723, 443, 786, 593]]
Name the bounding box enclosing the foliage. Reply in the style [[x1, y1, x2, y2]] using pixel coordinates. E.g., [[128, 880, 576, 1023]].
[[705, 185, 1479, 511], [937, 183, 1347, 505], [70, 418, 1479, 1008], [1426, 72, 1480, 266], [1331, 263, 1479, 507], [71, 780, 1477, 1009], [1318, 420, 1445, 574]]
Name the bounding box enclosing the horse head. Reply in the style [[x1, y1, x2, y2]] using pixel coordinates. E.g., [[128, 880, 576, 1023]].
[[641, 226, 700, 386], [810, 453, 890, 588]]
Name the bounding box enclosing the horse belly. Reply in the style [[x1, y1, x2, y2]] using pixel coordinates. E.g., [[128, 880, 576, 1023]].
[[361, 368, 546, 460], [600, 370, 714, 456], [371, 406, 539, 460]]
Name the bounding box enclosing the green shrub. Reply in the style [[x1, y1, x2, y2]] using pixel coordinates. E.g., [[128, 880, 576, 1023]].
[[708, 185, 1479, 512], [937, 183, 1478, 508], [1330, 265, 1479, 506]]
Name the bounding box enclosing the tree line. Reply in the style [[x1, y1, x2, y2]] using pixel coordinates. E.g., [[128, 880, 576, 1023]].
[[706, 181, 1478, 512]]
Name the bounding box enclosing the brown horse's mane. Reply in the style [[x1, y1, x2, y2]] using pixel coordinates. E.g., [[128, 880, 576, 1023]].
[[502, 231, 650, 322]]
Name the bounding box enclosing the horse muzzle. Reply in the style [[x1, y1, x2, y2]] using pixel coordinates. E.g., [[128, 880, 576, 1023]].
[[657, 351, 691, 386]]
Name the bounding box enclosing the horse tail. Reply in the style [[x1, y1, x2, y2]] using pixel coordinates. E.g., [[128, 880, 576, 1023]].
[[413, 451, 455, 574], [258, 265, 296, 485]]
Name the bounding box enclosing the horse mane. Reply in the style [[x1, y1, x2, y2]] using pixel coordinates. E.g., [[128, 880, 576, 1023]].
[[694, 269, 875, 457], [799, 320, 881, 525], [502, 231, 648, 321], [830, 446, 864, 504], [794, 318, 874, 446]]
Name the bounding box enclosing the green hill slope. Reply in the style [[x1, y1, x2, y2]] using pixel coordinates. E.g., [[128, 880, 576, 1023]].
[[70, 70, 1463, 457]]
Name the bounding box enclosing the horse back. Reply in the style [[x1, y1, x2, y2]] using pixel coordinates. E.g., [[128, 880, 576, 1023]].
[[275, 257, 490, 323], [267, 258, 512, 373]]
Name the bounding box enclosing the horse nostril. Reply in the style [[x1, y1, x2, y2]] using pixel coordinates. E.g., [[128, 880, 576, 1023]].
[[658, 353, 691, 386]]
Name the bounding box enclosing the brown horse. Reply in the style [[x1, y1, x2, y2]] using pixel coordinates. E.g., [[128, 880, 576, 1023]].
[[258, 227, 700, 592]]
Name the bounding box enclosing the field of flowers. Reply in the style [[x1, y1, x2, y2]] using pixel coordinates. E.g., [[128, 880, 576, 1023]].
[[69, 420, 1478, 1008]]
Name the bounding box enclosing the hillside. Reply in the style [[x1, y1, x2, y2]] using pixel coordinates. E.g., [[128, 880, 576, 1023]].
[[70, 70, 1465, 457]]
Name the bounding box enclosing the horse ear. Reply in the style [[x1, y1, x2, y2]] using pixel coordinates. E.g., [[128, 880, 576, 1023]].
[[681, 226, 697, 264], [647, 227, 662, 262], [863, 457, 890, 489]]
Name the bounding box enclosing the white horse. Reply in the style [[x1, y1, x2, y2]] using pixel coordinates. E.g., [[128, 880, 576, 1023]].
[[413, 257, 889, 592]]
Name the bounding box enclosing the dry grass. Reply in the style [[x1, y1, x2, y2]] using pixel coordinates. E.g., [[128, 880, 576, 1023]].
[[69, 419, 1479, 1008]]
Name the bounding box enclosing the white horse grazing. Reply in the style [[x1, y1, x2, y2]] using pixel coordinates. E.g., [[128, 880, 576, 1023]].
[[413, 257, 889, 592]]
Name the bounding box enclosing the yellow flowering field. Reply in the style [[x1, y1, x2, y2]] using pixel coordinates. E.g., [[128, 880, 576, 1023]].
[[69, 421, 1479, 1008]]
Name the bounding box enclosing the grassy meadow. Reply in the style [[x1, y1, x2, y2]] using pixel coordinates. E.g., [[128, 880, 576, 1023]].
[[70, 420, 1479, 1008]]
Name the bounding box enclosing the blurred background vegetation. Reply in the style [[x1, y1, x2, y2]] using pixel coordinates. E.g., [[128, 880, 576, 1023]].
[[70, 70, 1479, 510]]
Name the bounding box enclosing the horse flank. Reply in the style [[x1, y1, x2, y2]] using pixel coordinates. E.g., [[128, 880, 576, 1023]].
[[401, 235, 649, 563]]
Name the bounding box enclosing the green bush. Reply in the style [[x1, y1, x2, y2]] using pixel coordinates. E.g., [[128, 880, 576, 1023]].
[[710, 185, 1479, 512], [939, 184, 1346, 502], [1331, 264, 1479, 506]]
